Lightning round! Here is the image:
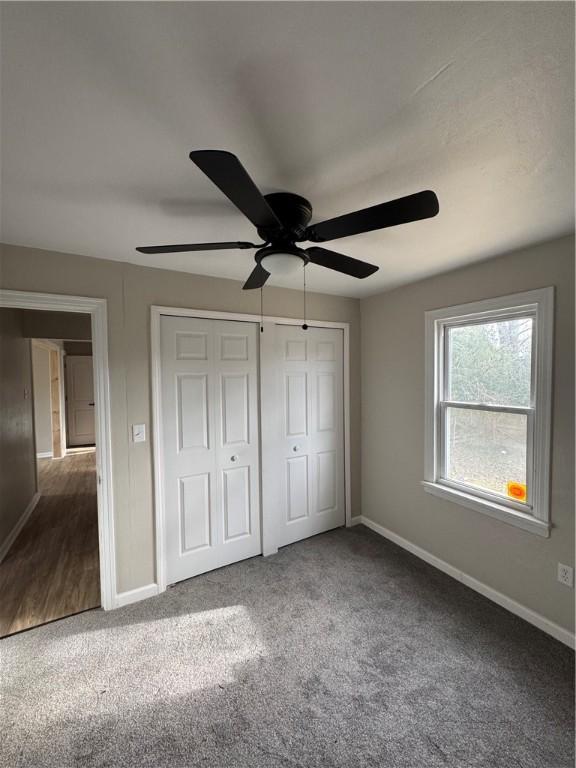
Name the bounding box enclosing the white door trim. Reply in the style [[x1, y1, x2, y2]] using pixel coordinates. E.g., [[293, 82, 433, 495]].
[[0, 289, 116, 610], [151, 305, 351, 594]]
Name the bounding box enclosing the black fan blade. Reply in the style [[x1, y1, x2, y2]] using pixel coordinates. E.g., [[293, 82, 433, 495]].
[[242, 263, 270, 290], [306, 190, 439, 243], [307, 247, 379, 279], [190, 150, 282, 231], [136, 241, 259, 254]]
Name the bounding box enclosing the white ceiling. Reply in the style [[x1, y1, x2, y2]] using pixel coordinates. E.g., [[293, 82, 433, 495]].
[[1, 2, 573, 298]]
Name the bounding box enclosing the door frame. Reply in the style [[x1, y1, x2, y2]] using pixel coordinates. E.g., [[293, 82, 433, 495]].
[[0, 289, 116, 610], [151, 305, 351, 594]]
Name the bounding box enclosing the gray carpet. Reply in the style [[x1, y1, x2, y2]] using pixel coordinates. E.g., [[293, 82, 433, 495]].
[[1, 525, 573, 768]]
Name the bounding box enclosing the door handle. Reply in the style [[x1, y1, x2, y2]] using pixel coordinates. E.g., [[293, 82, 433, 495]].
[[230, 455, 238, 462], [292, 445, 299, 452], [89, 402, 95, 406]]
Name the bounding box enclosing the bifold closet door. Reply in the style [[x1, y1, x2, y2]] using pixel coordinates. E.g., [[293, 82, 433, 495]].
[[271, 325, 345, 548], [160, 316, 261, 586]]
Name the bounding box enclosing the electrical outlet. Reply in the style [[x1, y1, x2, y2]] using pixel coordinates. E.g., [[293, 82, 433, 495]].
[[557, 563, 574, 588]]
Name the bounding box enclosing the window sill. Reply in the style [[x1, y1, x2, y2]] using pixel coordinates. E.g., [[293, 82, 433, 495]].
[[421, 481, 550, 537]]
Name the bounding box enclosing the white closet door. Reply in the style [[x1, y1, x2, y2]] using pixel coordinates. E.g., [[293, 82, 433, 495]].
[[160, 316, 261, 585], [273, 325, 345, 547]]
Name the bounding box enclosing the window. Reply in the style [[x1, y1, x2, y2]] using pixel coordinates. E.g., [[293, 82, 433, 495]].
[[423, 288, 553, 536]]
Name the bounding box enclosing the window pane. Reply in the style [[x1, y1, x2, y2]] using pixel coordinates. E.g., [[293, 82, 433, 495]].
[[447, 317, 533, 406], [444, 407, 528, 502]]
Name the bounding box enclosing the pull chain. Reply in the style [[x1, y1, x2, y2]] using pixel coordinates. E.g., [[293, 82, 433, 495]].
[[260, 287, 264, 333], [302, 263, 308, 331]]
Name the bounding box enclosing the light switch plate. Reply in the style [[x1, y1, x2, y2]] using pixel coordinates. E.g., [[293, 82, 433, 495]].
[[557, 563, 574, 588], [132, 424, 146, 443]]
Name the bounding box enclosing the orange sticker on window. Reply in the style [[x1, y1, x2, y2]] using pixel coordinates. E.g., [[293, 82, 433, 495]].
[[507, 482, 527, 502]]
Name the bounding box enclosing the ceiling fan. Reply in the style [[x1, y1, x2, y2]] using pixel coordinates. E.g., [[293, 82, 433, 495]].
[[136, 150, 439, 290]]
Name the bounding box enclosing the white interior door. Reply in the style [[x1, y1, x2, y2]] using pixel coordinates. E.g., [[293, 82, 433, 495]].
[[269, 325, 345, 548], [160, 316, 261, 585], [65, 355, 95, 446]]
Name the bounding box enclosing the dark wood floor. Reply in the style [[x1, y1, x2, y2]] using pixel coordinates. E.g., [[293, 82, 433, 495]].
[[0, 450, 100, 637]]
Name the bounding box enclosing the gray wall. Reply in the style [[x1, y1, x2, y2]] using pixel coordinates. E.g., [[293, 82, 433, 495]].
[[360, 235, 575, 633], [64, 341, 92, 356], [31, 343, 52, 455], [0, 243, 361, 593], [0, 308, 37, 551], [21, 309, 91, 340]]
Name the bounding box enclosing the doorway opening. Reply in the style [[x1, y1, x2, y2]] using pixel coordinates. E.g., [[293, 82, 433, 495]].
[[0, 313, 99, 636], [0, 291, 115, 635]]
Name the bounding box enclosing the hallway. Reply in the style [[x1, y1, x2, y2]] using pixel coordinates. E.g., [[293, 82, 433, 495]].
[[0, 450, 99, 637]]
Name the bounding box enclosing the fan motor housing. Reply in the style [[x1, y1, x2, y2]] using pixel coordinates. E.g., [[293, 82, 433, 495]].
[[258, 192, 313, 241]]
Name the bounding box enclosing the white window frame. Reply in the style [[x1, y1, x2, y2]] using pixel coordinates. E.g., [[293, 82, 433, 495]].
[[422, 288, 554, 537]]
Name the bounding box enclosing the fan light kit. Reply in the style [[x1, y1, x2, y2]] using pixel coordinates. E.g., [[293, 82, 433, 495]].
[[259, 247, 307, 276], [137, 150, 439, 292]]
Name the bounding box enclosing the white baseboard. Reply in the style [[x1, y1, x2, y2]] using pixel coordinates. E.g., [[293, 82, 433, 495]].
[[350, 515, 363, 526], [354, 515, 575, 649], [36, 451, 53, 459], [115, 583, 159, 608], [0, 492, 41, 563]]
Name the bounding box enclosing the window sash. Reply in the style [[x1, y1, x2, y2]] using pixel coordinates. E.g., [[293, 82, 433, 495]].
[[439, 400, 532, 415], [436, 311, 536, 513], [437, 401, 535, 511], [441, 310, 536, 409]]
